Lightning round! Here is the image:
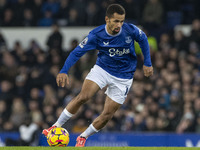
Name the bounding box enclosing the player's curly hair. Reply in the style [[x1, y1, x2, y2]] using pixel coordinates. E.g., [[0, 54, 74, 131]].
[[106, 4, 126, 18]]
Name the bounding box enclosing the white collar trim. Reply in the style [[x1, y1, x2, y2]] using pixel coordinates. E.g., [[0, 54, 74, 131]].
[[105, 25, 122, 37]]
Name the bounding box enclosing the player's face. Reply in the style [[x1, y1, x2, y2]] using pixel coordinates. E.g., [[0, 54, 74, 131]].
[[105, 13, 125, 35]]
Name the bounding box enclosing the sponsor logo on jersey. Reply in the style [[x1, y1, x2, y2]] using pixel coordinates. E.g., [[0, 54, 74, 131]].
[[103, 41, 109, 46], [109, 48, 130, 57], [79, 37, 88, 48], [125, 36, 132, 43]]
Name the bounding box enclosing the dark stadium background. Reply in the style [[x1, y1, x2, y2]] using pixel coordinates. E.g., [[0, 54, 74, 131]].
[[0, 0, 200, 147]]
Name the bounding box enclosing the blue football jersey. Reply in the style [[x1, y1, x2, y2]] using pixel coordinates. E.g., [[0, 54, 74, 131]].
[[60, 23, 152, 79]]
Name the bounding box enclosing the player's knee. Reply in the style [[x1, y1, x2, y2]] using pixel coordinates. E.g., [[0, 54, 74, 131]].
[[101, 112, 113, 122], [76, 93, 90, 104]]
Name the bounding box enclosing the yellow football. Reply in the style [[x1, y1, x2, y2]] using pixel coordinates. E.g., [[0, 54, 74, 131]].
[[47, 127, 70, 147]]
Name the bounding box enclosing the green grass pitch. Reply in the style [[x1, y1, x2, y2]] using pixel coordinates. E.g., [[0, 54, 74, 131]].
[[0, 147, 199, 150]]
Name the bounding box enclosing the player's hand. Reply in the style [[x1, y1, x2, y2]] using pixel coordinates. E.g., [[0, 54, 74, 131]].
[[143, 65, 153, 77], [56, 73, 69, 87]]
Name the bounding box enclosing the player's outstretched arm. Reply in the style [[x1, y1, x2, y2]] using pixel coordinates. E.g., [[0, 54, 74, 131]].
[[143, 65, 153, 77], [56, 73, 69, 87]]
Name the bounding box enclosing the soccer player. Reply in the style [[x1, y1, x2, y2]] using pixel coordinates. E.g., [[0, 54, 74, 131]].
[[42, 4, 153, 147]]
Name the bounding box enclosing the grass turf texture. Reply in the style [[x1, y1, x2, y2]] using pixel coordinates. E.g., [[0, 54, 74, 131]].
[[0, 147, 199, 150]]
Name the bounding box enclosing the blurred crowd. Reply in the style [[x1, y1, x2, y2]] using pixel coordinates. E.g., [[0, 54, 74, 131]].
[[0, 0, 200, 28], [0, 1, 200, 145], [0, 18, 200, 135]]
